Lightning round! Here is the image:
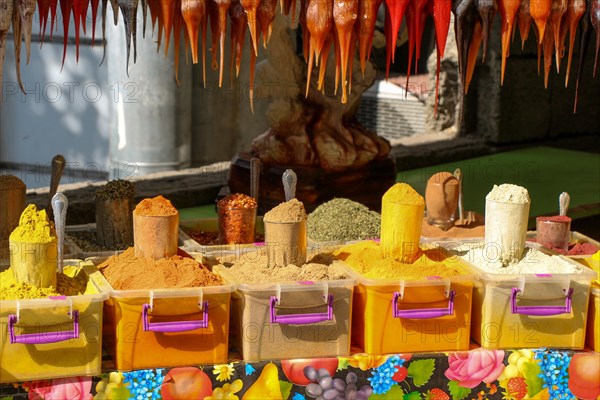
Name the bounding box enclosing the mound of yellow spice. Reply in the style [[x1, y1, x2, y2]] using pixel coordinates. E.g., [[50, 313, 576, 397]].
[[9, 204, 56, 244], [0, 265, 89, 300], [334, 241, 470, 280]]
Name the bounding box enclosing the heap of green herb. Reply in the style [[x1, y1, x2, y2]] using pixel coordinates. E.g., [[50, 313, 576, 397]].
[[308, 198, 381, 241], [95, 179, 135, 200]]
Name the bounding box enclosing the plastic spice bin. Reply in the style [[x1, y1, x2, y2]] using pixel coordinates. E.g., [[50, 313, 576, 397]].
[[179, 218, 265, 254], [89, 256, 234, 371], [213, 253, 357, 362], [455, 243, 595, 349], [0, 262, 108, 383], [526, 230, 600, 260], [66, 223, 127, 259], [587, 286, 600, 351], [345, 247, 477, 355]]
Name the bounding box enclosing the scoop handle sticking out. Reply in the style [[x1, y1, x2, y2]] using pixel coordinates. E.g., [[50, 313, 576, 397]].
[[454, 168, 464, 222], [52, 192, 68, 274], [559, 192, 570, 216], [47, 155, 66, 221], [250, 157, 260, 203], [282, 169, 297, 201]]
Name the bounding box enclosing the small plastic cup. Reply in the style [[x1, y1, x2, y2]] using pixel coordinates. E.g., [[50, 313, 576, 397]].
[[217, 204, 257, 244], [381, 201, 425, 263], [425, 172, 459, 231], [264, 219, 307, 267], [10, 239, 57, 288], [95, 197, 134, 248], [133, 213, 179, 260], [536, 216, 572, 252], [485, 199, 530, 265]]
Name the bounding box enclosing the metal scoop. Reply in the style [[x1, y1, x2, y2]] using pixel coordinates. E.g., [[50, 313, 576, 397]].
[[47, 155, 66, 221], [559, 192, 570, 216], [51, 193, 68, 274], [453, 168, 476, 226], [282, 169, 297, 201]]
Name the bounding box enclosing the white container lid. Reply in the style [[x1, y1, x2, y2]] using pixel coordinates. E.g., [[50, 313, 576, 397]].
[[0, 260, 109, 309], [87, 252, 236, 299], [338, 243, 480, 288], [445, 240, 596, 284]]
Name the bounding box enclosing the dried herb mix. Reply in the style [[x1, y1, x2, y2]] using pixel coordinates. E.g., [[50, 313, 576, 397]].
[[95, 179, 135, 200], [308, 198, 381, 241]]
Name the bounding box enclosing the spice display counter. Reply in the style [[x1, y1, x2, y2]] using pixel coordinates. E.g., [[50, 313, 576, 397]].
[[1, 348, 599, 399]]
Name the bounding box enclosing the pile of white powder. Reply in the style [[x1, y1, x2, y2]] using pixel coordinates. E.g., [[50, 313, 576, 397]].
[[486, 184, 530, 204], [458, 243, 584, 274]]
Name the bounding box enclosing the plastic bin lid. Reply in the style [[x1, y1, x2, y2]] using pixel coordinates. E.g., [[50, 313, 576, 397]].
[[448, 240, 597, 283], [212, 262, 357, 293], [338, 244, 479, 287], [84, 256, 235, 298], [0, 260, 109, 308]]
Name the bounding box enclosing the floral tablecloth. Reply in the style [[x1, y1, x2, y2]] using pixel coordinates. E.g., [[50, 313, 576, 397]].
[[1, 349, 599, 400]]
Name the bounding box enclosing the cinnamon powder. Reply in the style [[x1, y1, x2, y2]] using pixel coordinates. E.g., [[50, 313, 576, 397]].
[[98, 248, 222, 290], [133, 195, 178, 217]]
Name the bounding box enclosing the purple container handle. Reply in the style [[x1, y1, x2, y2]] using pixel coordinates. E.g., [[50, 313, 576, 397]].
[[270, 294, 334, 325], [9, 311, 79, 345], [142, 301, 209, 332], [392, 290, 455, 319], [511, 288, 574, 316]]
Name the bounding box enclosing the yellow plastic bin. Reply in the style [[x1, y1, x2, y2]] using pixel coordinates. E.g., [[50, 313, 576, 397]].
[[587, 286, 600, 351], [90, 261, 234, 371], [213, 254, 357, 362], [346, 248, 477, 355], [456, 245, 595, 349], [0, 263, 107, 383]]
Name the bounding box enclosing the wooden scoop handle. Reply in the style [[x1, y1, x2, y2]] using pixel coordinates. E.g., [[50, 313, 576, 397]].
[[47, 155, 66, 220]]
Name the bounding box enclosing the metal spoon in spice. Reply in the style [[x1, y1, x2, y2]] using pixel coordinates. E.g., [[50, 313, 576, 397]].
[[47, 154, 66, 221], [51, 192, 68, 274], [453, 167, 476, 226], [559, 192, 570, 216], [282, 169, 297, 201]]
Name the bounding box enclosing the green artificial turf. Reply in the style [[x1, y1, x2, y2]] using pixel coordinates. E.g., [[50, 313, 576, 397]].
[[398, 146, 600, 224]]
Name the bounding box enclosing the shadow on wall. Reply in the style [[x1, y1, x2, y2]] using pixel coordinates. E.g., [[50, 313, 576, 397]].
[[1, 14, 110, 189]]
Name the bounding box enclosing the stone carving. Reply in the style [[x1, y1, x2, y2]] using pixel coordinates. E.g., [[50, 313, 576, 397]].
[[251, 14, 390, 171]]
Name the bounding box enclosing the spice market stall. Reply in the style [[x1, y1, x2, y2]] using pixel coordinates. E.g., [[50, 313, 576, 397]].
[[1, 0, 600, 399]]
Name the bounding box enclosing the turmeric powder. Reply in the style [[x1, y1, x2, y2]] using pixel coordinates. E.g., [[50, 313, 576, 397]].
[[335, 241, 469, 280], [0, 265, 89, 300], [380, 183, 425, 262], [9, 204, 58, 288], [382, 183, 425, 205], [9, 204, 56, 243]]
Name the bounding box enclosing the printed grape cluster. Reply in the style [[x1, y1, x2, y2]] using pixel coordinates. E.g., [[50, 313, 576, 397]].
[[303, 367, 373, 400], [498, 349, 534, 380]]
